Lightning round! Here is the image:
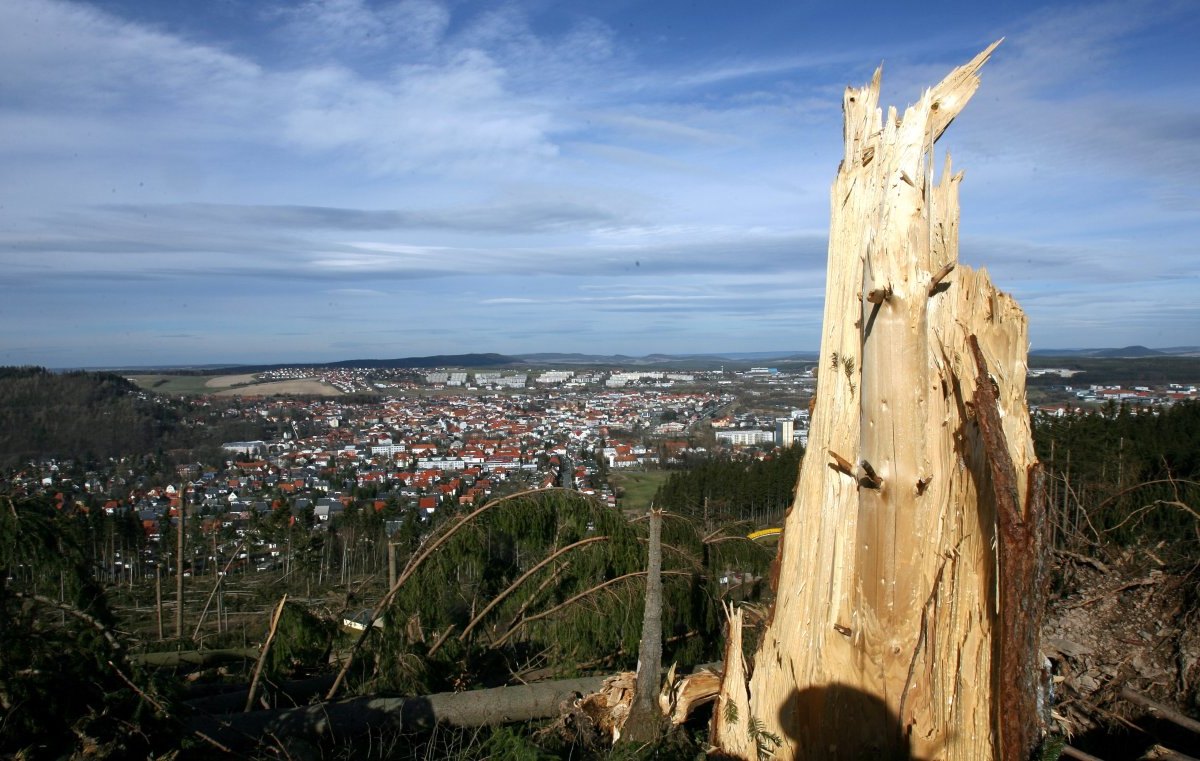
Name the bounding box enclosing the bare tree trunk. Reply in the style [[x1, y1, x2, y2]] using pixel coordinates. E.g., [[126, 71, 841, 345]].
[[132, 648, 259, 667], [155, 564, 164, 641], [716, 42, 1046, 761], [623, 507, 663, 744], [192, 674, 613, 750], [175, 486, 185, 639], [245, 594, 288, 712]]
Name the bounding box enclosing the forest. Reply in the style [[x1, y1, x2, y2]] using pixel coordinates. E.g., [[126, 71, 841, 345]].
[[1026, 356, 1200, 387], [0, 367, 274, 470], [1034, 400, 1200, 560]]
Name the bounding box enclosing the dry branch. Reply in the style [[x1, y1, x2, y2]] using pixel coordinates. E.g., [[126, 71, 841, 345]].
[[450, 535, 609, 650], [1119, 687, 1200, 736], [325, 487, 589, 699], [245, 594, 288, 712], [492, 570, 690, 648], [191, 540, 247, 640]]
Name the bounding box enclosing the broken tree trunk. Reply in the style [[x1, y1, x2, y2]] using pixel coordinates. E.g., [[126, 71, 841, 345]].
[[190, 674, 611, 751], [715, 41, 1046, 760], [191, 664, 725, 752], [622, 506, 664, 744], [131, 647, 259, 668]]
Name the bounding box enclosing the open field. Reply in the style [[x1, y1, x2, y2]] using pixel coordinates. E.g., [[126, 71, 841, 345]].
[[128, 373, 344, 397], [212, 379, 342, 396], [127, 374, 220, 395], [205, 373, 259, 388], [610, 469, 672, 514]]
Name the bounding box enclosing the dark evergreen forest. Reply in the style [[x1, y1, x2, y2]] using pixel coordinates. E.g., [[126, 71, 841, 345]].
[[1034, 400, 1200, 560], [652, 445, 802, 528], [0, 367, 271, 469]]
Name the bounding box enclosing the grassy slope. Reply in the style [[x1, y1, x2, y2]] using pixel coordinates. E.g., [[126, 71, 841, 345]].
[[127, 374, 218, 396], [610, 469, 672, 514]]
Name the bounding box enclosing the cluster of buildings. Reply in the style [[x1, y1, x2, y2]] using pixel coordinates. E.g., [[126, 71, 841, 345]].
[[709, 408, 810, 448], [16, 383, 727, 533], [3, 361, 833, 582], [1036, 383, 1199, 416]]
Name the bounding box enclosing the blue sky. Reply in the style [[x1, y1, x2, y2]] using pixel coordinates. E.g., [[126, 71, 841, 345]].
[[1, 0, 1197, 367]]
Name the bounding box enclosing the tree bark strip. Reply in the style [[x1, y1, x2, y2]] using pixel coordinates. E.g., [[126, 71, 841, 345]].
[[970, 336, 1048, 760]]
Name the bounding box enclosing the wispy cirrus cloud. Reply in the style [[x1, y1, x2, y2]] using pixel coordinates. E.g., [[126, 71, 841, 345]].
[[99, 200, 633, 233]]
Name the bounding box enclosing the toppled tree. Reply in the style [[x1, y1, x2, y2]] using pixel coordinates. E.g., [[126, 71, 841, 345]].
[[715, 42, 1048, 760], [0, 497, 173, 758], [622, 506, 665, 745]]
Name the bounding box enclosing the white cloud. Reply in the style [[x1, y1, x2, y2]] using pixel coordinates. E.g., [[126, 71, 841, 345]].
[[0, 0, 1196, 365], [0, 0, 561, 185], [279, 51, 558, 174], [273, 0, 450, 57]]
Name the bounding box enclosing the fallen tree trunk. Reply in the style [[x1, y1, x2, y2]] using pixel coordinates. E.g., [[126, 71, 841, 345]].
[[132, 647, 258, 668], [189, 662, 725, 750], [190, 674, 610, 749], [184, 674, 336, 714], [623, 507, 664, 744]]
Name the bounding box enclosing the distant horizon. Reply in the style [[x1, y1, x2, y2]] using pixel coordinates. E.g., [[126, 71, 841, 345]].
[[35, 342, 1200, 372]]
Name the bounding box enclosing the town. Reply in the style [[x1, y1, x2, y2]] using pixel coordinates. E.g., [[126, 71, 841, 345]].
[[4, 358, 1197, 589], [2, 364, 819, 583]]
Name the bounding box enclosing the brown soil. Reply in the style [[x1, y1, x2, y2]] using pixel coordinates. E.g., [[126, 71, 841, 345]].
[[1044, 549, 1200, 757]]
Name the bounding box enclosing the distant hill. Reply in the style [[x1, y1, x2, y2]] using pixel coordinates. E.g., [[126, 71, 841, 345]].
[[0, 367, 296, 470], [1091, 346, 1165, 358], [209, 353, 522, 374], [1030, 345, 1194, 358], [207, 351, 821, 374], [0, 367, 179, 469], [323, 353, 518, 370], [1026, 354, 1200, 386], [516, 350, 817, 368]]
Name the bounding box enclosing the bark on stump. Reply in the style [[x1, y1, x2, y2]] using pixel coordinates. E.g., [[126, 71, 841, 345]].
[[715, 41, 1046, 761]]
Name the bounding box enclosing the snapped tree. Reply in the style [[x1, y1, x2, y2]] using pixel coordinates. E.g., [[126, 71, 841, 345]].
[[715, 42, 1048, 761]]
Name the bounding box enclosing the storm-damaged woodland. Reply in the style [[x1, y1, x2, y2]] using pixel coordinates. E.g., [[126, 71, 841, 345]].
[[3, 48, 1200, 761]]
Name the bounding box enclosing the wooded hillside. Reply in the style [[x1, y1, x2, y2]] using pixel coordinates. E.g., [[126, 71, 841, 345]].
[[0, 366, 270, 469]]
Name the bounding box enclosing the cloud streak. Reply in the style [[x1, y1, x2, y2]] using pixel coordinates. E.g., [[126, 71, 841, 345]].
[[0, 0, 1195, 365]]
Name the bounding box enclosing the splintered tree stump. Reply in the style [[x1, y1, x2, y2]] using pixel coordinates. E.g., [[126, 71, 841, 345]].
[[715, 42, 1047, 760]]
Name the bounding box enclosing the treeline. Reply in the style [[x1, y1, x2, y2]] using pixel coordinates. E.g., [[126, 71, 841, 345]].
[[652, 445, 803, 527], [1034, 400, 1200, 559], [0, 366, 274, 469], [1027, 356, 1200, 387]]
